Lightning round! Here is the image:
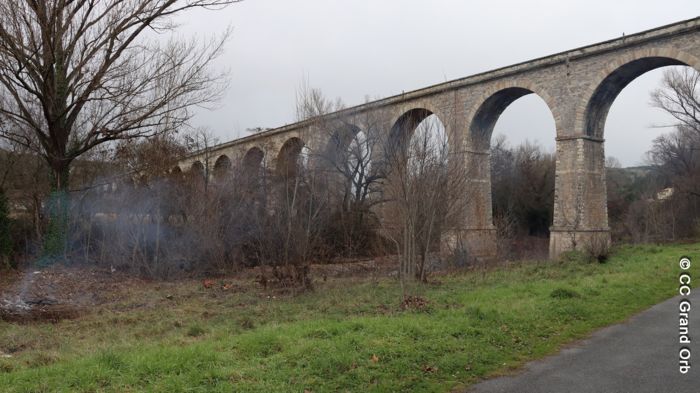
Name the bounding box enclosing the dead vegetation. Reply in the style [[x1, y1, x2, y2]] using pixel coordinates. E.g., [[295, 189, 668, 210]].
[[0, 256, 403, 324], [0, 265, 149, 323]]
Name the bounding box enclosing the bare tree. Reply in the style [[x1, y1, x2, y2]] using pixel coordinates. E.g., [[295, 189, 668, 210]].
[[117, 133, 186, 172], [327, 109, 389, 211], [650, 67, 700, 200], [0, 137, 50, 241], [295, 77, 345, 122], [383, 114, 471, 283], [622, 67, 700, 242], [183, 127, 220, 191], [294, 82, 388, 257], [242, 135, 328, 291], [605, 156, 622, 169], [0, 0, 236, 256], [648, 125, 700, 199], [652, 68, 700, 134]]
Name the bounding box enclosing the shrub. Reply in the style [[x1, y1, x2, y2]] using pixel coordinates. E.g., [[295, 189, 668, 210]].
[[584, 235, 611, 263], [559, 237, 611, 264]]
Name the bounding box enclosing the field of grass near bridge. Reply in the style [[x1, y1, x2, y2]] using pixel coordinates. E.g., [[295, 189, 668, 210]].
[[1, 243, 698, 392]]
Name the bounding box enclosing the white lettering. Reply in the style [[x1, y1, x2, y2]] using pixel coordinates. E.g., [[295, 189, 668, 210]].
[[680, 348, 691, 360], [680, 300, 691, 313], [680, 273, 691, 285]]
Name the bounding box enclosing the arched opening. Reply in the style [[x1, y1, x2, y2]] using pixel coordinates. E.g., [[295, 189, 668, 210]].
[[409, 114, 448, 173], [585, 57, 687, 138], [319, 122, 384, 258], [242, 147, 264, 171], [386, 108, 450, 179], [168, 166, 184, 184], [387, 108, 436, 159], [584, 55, 699, 243], [346, 129, 373, 202], [472, 87, 557, 259], [299, 145, 311, 171], [385, 109, 451, 278], [190, 161, 206, 182], [604, 67, 686, 167], [322, 123, 372, 199], [213, 155, 231, 182], [324, 123, 362, 170], [470, 87, 534, 150], [240, 147, 265, 195], [276, 137, 305, 180]]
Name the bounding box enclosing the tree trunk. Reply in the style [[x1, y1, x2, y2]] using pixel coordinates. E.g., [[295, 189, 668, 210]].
[[41, 160, 71, 263]]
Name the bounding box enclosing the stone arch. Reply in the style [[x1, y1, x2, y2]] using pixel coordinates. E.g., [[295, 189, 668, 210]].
[[276, 137, 306, 179], [387, 100, 452, 139], [213, 154, 232, 180], [576, 47, 700, 138], [238, 147, 266, 196], [323, 122, 362, 167], [323, 122, 376, 199], [548, 48, 700, 259], [190, 161, 205, 178], [457, 81, 558, 260], [187, 160, 207, 180], [186, 161, 207, 190], [168, 166, 183, 182], [467, 80, 559, 150], [387, 108, 450, 160], [242, 147, 264, 171]]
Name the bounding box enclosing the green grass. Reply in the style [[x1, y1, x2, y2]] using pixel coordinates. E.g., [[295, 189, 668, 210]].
[[1, 243, 698, 392]]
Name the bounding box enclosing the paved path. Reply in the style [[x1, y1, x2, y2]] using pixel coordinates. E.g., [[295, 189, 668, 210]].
[[468, 290, 700, 393]]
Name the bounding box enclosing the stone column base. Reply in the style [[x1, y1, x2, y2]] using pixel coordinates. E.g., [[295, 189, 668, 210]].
[[441, 227, 497, 263], [549, 227, 611, 260]]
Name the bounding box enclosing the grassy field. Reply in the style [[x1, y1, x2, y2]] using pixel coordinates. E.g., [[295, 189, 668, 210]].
[[1, 243, 698, 392]]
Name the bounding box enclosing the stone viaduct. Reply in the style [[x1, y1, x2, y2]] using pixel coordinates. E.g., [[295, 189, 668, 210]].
[[177, 17, 700, 260]]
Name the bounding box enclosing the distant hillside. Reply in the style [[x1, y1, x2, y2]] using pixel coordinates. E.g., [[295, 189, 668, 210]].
[[606, 164, 667, 206], [607, 165, 657, 185], [615, 165, 654, 177]]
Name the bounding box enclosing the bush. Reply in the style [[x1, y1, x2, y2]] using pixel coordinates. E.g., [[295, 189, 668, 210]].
[[558, 237, 611, 264], [584, 236, 611, 263]]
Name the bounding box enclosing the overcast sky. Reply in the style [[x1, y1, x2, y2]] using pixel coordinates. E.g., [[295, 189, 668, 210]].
[[177, 0, 699, 166]]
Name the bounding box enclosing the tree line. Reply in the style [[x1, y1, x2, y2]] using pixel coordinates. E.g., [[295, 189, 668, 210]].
[[0, 1, 698, 290]]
